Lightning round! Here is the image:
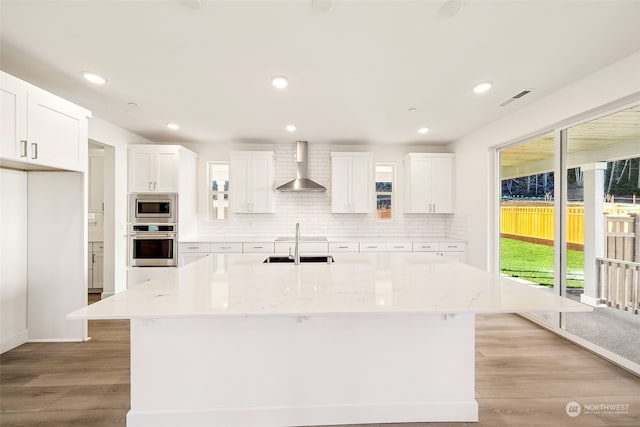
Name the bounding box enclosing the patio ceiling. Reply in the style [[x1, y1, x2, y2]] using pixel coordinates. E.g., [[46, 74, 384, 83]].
[[501, 104, 640, 169]]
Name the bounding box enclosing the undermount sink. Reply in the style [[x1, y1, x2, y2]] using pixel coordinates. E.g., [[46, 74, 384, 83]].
[[263, 255, 335, 264]]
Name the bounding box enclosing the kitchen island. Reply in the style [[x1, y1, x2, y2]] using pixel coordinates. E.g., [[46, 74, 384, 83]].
[[68, 253, 589, 427]]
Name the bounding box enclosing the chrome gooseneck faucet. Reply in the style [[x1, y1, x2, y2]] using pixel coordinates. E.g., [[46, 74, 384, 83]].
[[294, 222, 300, 265]]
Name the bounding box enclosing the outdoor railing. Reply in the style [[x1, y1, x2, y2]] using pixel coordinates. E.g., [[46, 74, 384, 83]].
[[597, 258, 640, 314]]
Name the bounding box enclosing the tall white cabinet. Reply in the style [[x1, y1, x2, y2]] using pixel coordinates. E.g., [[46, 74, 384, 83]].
[[331, 152, 373, 213], [229, 151, 275, 213], [404, 153, 455, 214], [1, 71, 91, 353]]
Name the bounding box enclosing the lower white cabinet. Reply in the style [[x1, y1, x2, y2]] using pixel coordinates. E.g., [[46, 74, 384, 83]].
[[242, 242, 275, 253], [88, 242, 104, 291], [413, 242, 466, 262], [274, 242, 330, 254], [328, 242, 359, 252]]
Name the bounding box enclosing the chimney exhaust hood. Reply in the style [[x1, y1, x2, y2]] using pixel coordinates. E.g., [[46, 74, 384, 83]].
[[276, 141, 327, 192]]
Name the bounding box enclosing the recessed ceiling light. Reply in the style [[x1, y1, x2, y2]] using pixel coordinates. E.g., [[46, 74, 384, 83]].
[[271, 76, 288, 89], [285, 124, 296, 132], [82, 71, 107, 85], [418, 127, 430, 134], [167, 123, 180, 130], [473, 82, 492, 94], [408, 107, 417, 112]]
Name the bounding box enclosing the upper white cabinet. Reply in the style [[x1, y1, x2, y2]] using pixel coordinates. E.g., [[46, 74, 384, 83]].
[[1, 71, 90, 172], [404, 153, 454, 214], [331, 152, 373, 213], [128, 145, 180, 192], [229, 151, 274, 213]]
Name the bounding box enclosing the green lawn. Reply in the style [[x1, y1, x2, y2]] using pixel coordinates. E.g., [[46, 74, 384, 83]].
[[500, 237, 584, 288]]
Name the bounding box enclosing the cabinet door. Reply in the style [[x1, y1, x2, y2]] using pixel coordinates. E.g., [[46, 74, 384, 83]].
[[229, 153, 251, 212], [0, 72, 27, 161], [91, 253, 104, 288], [129, 149, 154, 192], [350, 156, 373, 213], [331, 156, 351, 213], [154, 149, 179, 192], [27, 89, 86, 171], [88, 154, 104, 212], [250, 154, 273, 213], [405, 157, 432, 213], [431, 157, 453, 213]]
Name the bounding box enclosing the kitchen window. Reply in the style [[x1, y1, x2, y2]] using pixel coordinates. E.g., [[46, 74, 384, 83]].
[[375, 164, 394, 220], [208, 162, 229, 220]]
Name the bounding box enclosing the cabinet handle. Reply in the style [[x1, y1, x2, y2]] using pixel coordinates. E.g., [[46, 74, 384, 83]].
[[221, 246, 232, 250], [337, 246, 348, 249], [92, 254, 95, 263], [154, 182, 157, 190], [188, 246, 199, 249], [102, 202, 104, 212], [253, 246, 263, 249], [20, 140, 28, 157], [149, 182, 153, 191], [393, 246, 404, 249], [31, 142, 38, 159]]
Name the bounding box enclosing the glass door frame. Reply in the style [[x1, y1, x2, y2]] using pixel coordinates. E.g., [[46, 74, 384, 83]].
[[490, 96, 640, 375]]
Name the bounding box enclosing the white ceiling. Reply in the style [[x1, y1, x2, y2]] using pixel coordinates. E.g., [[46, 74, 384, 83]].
[[2, 0, 640, 146]]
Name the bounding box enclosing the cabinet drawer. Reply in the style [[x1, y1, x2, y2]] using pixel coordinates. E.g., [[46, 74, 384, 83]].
[[180, 243, 212, 253], [211, 242, 242, 253], [242, 242, 275, 253], [92, 242, 104, 253], [412, 242, 439, 252], [274, 242, 329, 254], [329, 242, 359, 252], [385, 242, 412, 252], [440, 242, 466, 252], [359, 243, 384, 252]]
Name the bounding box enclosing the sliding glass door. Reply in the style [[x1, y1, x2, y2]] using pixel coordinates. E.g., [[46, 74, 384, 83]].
[[498, 103, 640, 369], [562, 105, 640, 366]]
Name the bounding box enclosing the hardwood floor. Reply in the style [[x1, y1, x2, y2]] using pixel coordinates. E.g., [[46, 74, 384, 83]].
[[2, 311, 640, 426]]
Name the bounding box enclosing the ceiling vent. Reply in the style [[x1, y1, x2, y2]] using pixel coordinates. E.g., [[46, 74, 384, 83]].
[[500, 90, 532, 107]]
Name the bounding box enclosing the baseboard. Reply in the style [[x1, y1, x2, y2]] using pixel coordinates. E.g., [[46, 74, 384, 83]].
[[0, 329, 28, 354], [126, 401, 479, 427]]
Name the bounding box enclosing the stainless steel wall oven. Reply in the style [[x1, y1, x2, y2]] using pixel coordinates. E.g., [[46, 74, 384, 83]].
[[129, 224, 178, 267]]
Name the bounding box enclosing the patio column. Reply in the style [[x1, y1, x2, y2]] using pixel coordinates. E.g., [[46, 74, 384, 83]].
[[580, 162, 607, 306]]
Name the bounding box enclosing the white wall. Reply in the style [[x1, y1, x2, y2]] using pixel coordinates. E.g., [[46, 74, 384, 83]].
[[179, 141, 466, 240], [89, 117, 154, 297], [451, 50, 640, 269], [0, 169, 28, 352]]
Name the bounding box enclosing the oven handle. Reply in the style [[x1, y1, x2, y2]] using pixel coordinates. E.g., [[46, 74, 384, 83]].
[[130, 233, 177, 238]]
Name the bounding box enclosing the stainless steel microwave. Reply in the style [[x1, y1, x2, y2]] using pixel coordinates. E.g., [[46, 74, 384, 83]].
[[129, 193, 177, 224]]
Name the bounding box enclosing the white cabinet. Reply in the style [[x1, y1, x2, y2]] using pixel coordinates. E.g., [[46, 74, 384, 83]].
[[92, 244, 104, 290], [242, 242, 275, 253], [413, 242, 466, 262], [229, 151, 274, 213], [88, 242, 104, 291], [128, 145, 180, 192], [404, 153, 454, 214], [331, 152, 373, 213], [1, 71, 90, 172], [88, 149, 104, 212], [329, 242, 359, 252], [274, 242, 330, 254]]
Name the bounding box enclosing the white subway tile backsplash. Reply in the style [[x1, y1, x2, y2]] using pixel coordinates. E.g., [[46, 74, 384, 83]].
[[198, 143, 465, 240]]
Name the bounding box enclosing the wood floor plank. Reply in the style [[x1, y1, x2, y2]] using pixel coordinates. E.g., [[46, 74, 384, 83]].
[[1, 313, 639, 426]]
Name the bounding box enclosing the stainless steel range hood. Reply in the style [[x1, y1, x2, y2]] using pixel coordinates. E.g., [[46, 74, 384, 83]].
[[276, 141, 327, 192]]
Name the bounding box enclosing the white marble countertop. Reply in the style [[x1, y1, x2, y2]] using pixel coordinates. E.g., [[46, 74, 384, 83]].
[[69, 253, 589, 320]]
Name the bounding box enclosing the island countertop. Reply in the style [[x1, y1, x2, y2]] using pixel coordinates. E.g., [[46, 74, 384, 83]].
[[69, 253, 589, 320]]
